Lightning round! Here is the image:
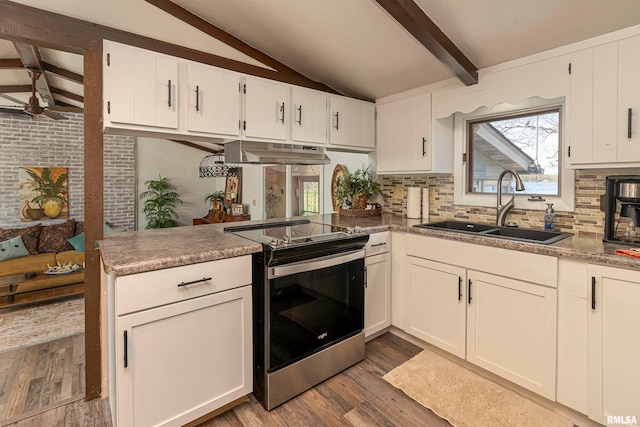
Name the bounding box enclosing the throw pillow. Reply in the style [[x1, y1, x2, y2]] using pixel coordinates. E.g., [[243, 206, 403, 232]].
[[38, 220, 76, 253], [66, 224, 125, 253], [0, 235, 30, 261], [0, 224, 42, 255], [74, 221, 84, 236]]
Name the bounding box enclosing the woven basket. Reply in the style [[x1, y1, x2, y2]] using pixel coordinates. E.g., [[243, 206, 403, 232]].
[[339, 207, 382, 217]]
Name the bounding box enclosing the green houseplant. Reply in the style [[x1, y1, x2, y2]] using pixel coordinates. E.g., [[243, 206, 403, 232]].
[[24, 167, 68, 219], [334, 165, 381, 210], [139, 175, 183, 229], [204, 190, 225, 210]]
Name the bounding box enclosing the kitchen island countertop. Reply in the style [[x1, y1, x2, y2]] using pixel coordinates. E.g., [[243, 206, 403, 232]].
[[100, 213, 640, 276]]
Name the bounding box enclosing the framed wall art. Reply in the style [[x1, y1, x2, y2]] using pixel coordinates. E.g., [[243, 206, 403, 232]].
[[19, 167, 68, 221]]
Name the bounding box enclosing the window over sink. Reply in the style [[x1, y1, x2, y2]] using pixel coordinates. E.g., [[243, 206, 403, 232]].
[[453, 97, 575, 212]]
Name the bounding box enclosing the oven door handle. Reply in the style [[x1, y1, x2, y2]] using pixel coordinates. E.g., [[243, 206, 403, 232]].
[[269, 249, 365, 279]]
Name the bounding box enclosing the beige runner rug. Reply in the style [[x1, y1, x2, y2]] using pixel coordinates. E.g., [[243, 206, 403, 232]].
[[384, 349, 573, 427]]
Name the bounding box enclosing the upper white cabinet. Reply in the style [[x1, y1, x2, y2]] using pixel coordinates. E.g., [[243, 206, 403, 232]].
[[568, 34, 640, 167], [290, 87, 328, 145], [105, 41, 178, 130], [244, 76, 289, 141], [377, 91, 453, 174], [185, 62, 241, 137], [328, 95, 375, 150]]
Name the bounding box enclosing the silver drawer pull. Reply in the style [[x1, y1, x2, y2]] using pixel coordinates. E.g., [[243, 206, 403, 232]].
[[177, 277, 212, 287], [371, 242, 387, 247]]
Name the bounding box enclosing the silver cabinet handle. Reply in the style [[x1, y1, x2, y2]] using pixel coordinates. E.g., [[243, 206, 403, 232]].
[[177, 277, 212, 287], [371, 242, 387, 247]]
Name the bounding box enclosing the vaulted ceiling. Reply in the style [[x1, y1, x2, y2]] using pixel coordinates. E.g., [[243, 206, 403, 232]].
[[2, 0, 640, 114]]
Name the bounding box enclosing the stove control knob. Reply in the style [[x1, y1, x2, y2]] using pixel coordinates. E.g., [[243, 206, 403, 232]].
[[270, 238, 282, 246], [345, 227, 354, 235], [354, 226, 364, 234], [283, 234, 291, 244]]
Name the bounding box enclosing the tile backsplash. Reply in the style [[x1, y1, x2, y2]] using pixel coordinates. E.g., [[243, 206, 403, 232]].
[[380, 169, 640, 236]]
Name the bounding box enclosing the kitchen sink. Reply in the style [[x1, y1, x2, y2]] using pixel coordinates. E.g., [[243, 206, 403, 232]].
[[414, 220, 572, 245]]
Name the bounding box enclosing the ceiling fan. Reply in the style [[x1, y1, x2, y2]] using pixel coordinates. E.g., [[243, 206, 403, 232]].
[[0, 68, 67, 120]]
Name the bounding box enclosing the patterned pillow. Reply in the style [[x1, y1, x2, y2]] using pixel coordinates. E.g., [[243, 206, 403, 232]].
[[37, 220, 76, 253], [74, 221, 84, 236], [0, 224, 42, 255], [0, 236, 30, 261]]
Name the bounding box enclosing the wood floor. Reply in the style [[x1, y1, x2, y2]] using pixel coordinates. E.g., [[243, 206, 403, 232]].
[[0, 334, 85, 426], [5, 333, 449, 427]]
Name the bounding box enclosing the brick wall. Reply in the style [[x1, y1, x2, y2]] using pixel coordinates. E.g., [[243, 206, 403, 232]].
[[381, 169, 640, 236], [0, 111, 135, 229]]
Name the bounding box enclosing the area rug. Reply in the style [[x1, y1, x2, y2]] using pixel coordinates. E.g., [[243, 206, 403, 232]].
[[383, 349, 574, 427], [0, 296, 84, 352]]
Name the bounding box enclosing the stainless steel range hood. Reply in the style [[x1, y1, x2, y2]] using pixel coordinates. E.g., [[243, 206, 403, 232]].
[[224, 140, 331, 165]]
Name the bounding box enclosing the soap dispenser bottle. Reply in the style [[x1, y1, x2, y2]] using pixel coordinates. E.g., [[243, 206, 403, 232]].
[[544, 203, 555, 230]]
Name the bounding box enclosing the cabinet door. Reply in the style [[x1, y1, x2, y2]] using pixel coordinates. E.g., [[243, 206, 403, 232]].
[[377, 92, 432, 173], [115, 286, 252, 427], [405, 256, 466, 358], [291, 87, 327, 144], [589, 266, 640, 426], [328, 96, 375, 149], [466, 270, 557, 400], [556, 259, 589, 414], [186, 63, 241, 137], [364, 252, 390, 338], [617, 35, 640, 162], [106, 42, 178, 129], [244, 77, 288, 140]]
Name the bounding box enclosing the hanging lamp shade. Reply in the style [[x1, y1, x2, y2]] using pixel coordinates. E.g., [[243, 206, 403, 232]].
[[199, 153, 241, 178]]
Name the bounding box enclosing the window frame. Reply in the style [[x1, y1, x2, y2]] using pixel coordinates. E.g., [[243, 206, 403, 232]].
[[453, 97, 574, 212], [262, 165, 324, 219]]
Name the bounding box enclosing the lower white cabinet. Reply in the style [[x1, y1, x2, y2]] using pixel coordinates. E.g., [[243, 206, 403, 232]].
[[466, 270, 557, 400], [364, 232, 391, 338], [108, 257, 252, 427], [405, 256, 466, 358], [557, 259, 640, 426]]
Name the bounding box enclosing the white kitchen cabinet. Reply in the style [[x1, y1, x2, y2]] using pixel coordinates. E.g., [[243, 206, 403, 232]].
[[244, 76, 289, 141], [104, 41, 178, 130], [377, 91, 453, 174], [568, 34, 640, 167], [185, 62, 241, 137], [328, 95, 375, 150], [109, 256, 252, 427], [405, 256, 466, 358], [390, 232, 407, 329], [589, 265, 640, 426], [466, 270, 557, 400], [290, 87, 328, 145], [365, 252, 390, 338]]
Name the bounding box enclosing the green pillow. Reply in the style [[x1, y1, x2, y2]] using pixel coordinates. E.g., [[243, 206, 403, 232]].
[[0, 235, 30, 261], [66, 224, 126, 252]]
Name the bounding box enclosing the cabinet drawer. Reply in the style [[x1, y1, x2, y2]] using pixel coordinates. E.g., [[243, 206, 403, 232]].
[[115, 255, 252, 315], [365, 232, 390, 256]]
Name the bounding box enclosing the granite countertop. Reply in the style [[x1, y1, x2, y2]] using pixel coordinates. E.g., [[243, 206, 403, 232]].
[[100, 213, 640, 276]]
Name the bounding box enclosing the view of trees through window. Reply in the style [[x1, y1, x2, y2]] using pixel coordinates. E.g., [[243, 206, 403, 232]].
[[467, 108, 560, 195]]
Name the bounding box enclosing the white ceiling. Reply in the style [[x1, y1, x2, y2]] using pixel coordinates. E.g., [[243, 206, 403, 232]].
[[2, 0, 640, 105]]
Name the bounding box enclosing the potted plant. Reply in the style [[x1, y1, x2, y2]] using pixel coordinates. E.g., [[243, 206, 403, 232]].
[[139, 175, 183, 229], [204, 190, 225, 210], [23, 167, 68, 219], [334, 165, 381, 210]]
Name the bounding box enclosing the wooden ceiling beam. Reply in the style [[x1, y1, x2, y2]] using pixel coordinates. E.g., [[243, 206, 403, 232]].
[[51, 100, 83, 112], [171, 140, 221, 154], [0, 0, 337, 93], [0, 58, 23, 68], [375, 0, 478, 86], [12, 41, 56, 105], [50, 86, 84, 103], [42, 61, 84, 85], [0, 84, 32, 93]]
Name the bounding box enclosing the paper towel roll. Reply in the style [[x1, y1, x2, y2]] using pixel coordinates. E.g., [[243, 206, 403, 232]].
[[422, 187, 429, 220], [406, 187, 421, 219]]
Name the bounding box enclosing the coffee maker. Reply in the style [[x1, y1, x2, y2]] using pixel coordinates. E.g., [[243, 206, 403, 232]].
[[603, 175, 640, 244]]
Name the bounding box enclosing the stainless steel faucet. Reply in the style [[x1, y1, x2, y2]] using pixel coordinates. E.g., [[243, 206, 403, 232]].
[[496, 169, 525, 226]]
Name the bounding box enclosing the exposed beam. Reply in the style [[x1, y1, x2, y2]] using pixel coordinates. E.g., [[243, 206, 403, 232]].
[[0, 58, 23, 68], [12, 41, 56, 104], [171, 139, 221, 154], [0, 0, 338, 94], [42, 61, 84, 84], [51, 100, 83, 112], [51, 86, 84, 103], [0, 84, 32, 93], [375, 0, 478, 86]]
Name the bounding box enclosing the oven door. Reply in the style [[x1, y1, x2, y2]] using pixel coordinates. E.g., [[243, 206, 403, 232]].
[[266, 249, 365, 372]]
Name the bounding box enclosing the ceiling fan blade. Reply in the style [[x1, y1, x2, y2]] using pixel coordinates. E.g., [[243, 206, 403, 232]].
[[42, 109, 68, 120], [0, 93, 27, 105]]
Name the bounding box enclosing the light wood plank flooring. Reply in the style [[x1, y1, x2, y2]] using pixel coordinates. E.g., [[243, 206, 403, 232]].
[[6, 333, 449, 426], [0, 333, 85, 425]]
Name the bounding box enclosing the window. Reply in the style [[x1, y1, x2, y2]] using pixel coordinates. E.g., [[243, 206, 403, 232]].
[[264, 165, 321, 219], [467, 108, 561, 196]]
